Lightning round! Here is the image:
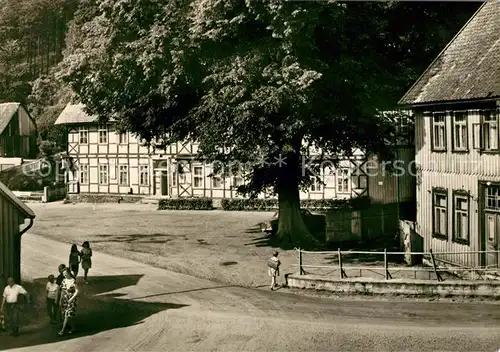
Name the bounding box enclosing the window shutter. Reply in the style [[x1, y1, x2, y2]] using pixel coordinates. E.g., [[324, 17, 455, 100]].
[[430, 114, 435, 150], [472, 123, 482, 150]]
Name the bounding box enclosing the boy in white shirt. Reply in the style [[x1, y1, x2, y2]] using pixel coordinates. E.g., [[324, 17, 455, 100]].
[[46, 275, 59, 323], [1, 277, 29, 336], [267, 251, 281, 290]]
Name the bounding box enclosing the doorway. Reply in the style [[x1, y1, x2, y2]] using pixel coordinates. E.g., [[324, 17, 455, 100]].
[[160, 172, 168, 196], [481, 183, 500, 268]]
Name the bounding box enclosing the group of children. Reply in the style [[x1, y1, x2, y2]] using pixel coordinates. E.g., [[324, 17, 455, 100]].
[[69, 241, 93, 283], [44, 241, 93, 333]]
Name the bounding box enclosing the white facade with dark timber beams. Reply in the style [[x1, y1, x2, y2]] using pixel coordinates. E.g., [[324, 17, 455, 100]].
[[399, 2, 500, 269], [54, 104, 413, 202]]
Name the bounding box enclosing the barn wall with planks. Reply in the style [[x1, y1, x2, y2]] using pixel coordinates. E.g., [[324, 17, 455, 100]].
[[0, 194, 23, 288]]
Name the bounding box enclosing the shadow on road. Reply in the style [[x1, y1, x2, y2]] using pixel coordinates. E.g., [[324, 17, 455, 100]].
[[1, 274, 188, 350]]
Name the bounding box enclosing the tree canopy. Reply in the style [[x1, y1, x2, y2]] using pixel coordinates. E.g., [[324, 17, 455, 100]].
[[56, 0, 480, 244]]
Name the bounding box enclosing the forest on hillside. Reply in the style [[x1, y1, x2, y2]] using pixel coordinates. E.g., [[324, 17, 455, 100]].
[[0, 0, 482, 152]]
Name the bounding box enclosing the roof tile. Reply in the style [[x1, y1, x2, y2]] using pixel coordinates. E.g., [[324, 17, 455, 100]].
[[399, 2, 500, 105]]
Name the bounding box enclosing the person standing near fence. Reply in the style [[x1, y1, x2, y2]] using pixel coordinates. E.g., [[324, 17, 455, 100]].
[[1, 277, 30, 337], [267, 251, 281, 290]]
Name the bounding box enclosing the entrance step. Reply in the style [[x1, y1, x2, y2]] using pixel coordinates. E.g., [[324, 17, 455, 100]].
[[138, 197, 163, 205]]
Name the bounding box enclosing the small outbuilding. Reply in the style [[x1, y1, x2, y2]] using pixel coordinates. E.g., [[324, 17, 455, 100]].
[[0, 180, 36, 288]]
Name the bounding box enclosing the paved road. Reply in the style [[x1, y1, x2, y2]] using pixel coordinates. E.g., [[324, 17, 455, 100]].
[[2, 233, 500, 352]]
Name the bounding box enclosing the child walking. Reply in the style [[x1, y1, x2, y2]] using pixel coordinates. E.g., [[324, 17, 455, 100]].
[[0, 311, 5, 331], [267, 250, 281, 290], [46, 275, 58, 323], [81, 241, 93, 284], [69, 244, 81, 279]]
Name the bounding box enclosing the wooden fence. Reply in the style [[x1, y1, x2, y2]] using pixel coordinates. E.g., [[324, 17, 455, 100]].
[[294, 248, 500, 281], [43, 184, 67, 203]]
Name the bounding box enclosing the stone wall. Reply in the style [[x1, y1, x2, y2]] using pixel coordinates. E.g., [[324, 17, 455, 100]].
[[67, 193, 145, 204], [287, 274, 500, 297]]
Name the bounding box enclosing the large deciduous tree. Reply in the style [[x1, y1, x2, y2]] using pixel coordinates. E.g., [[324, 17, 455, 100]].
[[59, 0, 479, 245]]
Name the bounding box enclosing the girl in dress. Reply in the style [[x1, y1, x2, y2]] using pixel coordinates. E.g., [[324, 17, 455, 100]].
[[81, 241, 93, 284], [69, 244, 81, 278], [58, 268, 79, 336]]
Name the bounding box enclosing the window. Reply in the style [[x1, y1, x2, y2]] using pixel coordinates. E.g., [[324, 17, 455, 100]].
[[482, 110, 498, 151], [432, 190, 447, 238], [193, 166, 203, 188], [99, 126, 108, 144], [485, 186, 500, 211], [79, 165, 88, 184], [119, 165, 128, 185], [139, 165, 149, 186], [118, 132, 128, 144], [432, 113, 446, 151], [310, 176, 322, 192], [233, 175, 244, 188], [99, 165, 108, 185], [452, 111, 468, 151], [352, 175, 367, 189], [79, 127, 88, 144], [178, 172, 187, 184], [212, 175, 222, 188], [453, 193, 469, 243], [177, 161, 189, 184], [337, 168, 349, 193]]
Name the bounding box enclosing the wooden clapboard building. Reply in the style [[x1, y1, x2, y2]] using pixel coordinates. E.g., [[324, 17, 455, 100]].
[[0, 180, 36, 288], [399, 2, 500, 268], [55, 104, 414, 204]]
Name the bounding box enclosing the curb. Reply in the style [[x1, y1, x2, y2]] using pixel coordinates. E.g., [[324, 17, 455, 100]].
[[287, 274, 500, 298]]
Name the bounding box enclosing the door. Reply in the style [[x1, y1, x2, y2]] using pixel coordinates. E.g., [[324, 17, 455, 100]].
[[484, 212, 499, 268], [482, 183, 500, 269], [160, 173, 168, 196]]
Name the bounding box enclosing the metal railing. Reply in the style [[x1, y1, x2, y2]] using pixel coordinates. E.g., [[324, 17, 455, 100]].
[[293, 248, 500, 281]]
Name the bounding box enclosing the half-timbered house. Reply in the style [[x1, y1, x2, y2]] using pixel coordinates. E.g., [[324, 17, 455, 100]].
[[399, 2, 500, 268], [55, 103, 414, 207]]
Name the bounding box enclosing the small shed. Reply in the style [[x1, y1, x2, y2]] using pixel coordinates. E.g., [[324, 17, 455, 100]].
[[0, 102, 38, 159], [0, 180, 36, 288]]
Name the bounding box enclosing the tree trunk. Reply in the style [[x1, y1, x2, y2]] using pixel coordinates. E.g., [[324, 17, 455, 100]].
[[275, 145, 317, 247], [276, 180, 313, 246]]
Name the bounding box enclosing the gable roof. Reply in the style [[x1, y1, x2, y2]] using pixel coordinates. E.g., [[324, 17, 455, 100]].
[[399, 2, 500, 106], [0, 180, 36, 219], [0, 102, 21, 134], [54, 103, 99, 125]]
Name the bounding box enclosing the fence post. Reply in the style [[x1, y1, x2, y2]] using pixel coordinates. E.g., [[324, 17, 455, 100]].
[[429, 249, 443, 282], [338, 248, 346, 278], [42, 186, 48, 203], [383, 248, 389, 280], [298, 248, 305, 275]]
